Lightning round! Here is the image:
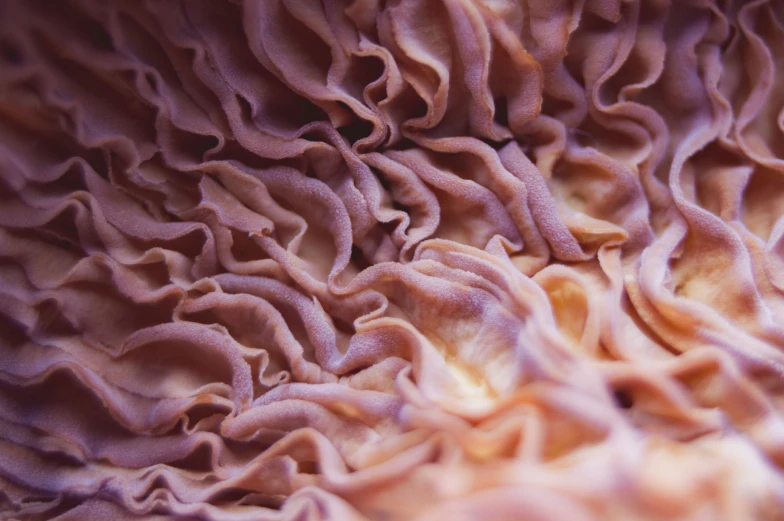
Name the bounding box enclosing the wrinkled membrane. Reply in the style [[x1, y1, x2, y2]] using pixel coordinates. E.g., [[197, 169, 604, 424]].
[[2, 0, 784, 519]]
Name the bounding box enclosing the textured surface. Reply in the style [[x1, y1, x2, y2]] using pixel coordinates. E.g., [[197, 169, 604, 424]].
[[2, 0, 784, 519]]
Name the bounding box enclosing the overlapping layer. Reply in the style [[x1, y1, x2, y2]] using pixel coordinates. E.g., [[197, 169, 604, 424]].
[[2, 0, 784, 519]]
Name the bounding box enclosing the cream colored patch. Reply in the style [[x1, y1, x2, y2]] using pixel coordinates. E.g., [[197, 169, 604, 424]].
[[445, 356, 497, 410]]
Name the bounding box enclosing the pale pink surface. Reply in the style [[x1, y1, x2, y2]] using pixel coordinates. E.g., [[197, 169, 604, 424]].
[[2, 0, 784, 519]]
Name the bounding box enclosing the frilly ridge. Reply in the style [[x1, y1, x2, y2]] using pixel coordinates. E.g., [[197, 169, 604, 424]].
[[2, 0, 784, 519]]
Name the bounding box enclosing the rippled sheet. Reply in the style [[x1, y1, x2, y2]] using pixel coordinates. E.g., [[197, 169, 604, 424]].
[[2, 0, 784, 519]]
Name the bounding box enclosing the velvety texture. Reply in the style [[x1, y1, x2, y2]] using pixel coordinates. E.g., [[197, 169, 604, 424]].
[[2, 0, 784, 519]]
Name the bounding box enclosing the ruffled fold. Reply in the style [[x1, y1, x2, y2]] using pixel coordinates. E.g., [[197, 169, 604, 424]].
[[3, 0, 784, 519]]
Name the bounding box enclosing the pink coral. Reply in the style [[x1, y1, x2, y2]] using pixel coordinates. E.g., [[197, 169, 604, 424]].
[[2, 0, 784, 519]]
